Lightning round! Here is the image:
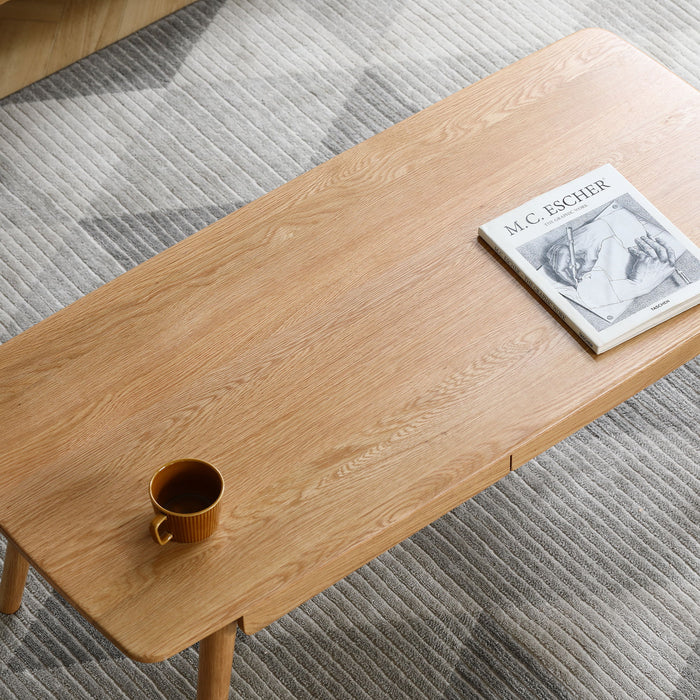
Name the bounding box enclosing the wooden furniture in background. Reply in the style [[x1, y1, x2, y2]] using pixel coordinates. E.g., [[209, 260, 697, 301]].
[[0, 29, 698, 700], [0, 0, 197, 99]]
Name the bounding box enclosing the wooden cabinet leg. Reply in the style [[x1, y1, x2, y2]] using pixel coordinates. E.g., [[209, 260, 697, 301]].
[[197, 621, 237, 700], [0, 540, 30, 614]]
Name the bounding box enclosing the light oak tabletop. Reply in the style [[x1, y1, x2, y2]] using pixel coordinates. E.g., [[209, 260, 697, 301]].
[[0, 29, 698, 663]]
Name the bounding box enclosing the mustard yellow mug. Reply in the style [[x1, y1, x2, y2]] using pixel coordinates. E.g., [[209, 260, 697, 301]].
[[149, 459, 224, 545]]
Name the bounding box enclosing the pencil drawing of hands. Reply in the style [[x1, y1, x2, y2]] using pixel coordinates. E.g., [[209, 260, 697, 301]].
[[545, 219, 606, 286], [627, 234, 679, 287], [543, 201, 686, 323]]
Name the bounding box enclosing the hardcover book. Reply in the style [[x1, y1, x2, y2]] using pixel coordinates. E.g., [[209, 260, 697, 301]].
[[478, 164, 700, 353]]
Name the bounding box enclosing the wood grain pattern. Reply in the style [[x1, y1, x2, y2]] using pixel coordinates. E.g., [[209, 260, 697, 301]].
[[0, 539, 30, 614], [0, 29, 698, 664], [0, 0, 197, 99], [196, 622, 237, 700]]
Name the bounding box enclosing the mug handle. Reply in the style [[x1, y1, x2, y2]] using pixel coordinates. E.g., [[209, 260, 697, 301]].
[[150, 513, 173, 545]]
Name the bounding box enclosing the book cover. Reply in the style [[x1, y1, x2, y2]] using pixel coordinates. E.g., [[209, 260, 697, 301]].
[[478, 164, 700, 353]]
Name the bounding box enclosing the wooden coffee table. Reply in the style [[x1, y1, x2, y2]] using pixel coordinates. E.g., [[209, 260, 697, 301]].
[[1, 29, 698, 699]]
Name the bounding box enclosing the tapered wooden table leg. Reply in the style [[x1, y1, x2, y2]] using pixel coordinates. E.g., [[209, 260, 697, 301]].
[[0, 540, 30, 614], [197, 621, 237, 700]]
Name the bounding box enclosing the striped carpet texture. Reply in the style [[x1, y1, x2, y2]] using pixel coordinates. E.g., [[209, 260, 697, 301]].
[[0, 1, 698, 698]]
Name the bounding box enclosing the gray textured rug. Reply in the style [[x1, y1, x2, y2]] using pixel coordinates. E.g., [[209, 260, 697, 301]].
[[1, 1, 698, 698]]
